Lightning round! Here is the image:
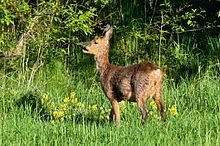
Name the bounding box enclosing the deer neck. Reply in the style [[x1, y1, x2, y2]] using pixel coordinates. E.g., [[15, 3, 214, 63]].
[[95, 53, 110, 76]]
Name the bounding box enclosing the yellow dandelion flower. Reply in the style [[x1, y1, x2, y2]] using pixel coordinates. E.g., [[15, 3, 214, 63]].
[[70, 91, 76, 99], [64, 97, 69, 103], [169, 105, 178, 116], [71, 98, 78, 104], [150, 100, 157, 111]]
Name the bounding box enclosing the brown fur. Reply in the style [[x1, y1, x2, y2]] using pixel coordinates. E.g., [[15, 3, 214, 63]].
[[83, 25, 166, 125]]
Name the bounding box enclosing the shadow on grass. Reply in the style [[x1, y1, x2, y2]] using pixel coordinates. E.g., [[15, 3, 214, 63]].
[[15, 91, 50, 120], [14, 91, 110, 125]]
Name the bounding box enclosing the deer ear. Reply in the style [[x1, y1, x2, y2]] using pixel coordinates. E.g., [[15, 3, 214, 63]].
[[104, 25, 113, 40]]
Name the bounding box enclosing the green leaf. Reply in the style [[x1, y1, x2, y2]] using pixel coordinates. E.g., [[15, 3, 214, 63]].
[[187, 20, 192, 25]]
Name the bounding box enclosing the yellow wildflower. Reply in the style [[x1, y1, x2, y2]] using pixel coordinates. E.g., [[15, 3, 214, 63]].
[[88, 104, 97, 111], [70, 91, 76, 99], [53, 111, 64, 118], [92, 104, 97, 111], [63, 97, 69, 103], [150, 100, 157, 111], [52, 111, 58, 117], [58, 111, 64, 117], [60, 104, 68, 111], [41, 93, 48, 104], [169, 105, 178, 116], [71, 97, 78, 104], [100, 107, 105, 114], [76, 102, 85, 108]]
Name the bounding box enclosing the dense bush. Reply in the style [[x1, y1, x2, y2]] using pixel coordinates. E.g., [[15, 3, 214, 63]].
[[0, 0, 219, 80]]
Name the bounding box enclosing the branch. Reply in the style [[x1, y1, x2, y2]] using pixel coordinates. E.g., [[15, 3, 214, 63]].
[[174, 25, 220, 34]]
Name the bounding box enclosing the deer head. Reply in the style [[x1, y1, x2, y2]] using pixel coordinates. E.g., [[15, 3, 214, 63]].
[[83, 25, 113, 57]]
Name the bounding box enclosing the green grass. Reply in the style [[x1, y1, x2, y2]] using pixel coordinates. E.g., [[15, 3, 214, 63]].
[[1, 64, 219, 146], [2, 112, 218, 145]]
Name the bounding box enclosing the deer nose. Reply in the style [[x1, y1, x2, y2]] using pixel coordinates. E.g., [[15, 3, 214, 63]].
[[83, 42, 91, 48]]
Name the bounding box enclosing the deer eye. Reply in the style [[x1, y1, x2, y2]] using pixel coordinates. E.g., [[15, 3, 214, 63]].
[[94, 42, 98, 44]]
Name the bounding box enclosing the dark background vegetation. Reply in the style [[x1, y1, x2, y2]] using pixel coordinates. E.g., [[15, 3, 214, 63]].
[[0, 0, 220, 82]]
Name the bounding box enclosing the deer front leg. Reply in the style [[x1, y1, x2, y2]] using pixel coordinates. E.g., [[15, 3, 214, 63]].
[[109, 100, 120, 125]]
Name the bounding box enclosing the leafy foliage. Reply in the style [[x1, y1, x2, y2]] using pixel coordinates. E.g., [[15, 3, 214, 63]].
[[0, 0, 219, 80]]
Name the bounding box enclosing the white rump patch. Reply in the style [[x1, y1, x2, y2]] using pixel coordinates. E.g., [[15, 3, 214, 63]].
[[155, 69, 161, 78]]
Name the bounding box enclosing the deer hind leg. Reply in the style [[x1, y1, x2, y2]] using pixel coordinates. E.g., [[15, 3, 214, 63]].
[[154, 90, 166, 122], [109, 100, 120, 124], [136, 98, 149, 125]]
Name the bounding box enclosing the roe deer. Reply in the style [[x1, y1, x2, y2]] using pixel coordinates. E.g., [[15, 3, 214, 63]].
[[83, 25, 166, 125]]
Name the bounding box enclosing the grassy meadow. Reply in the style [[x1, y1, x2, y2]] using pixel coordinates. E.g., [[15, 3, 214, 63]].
[[1, 57, 220, 145], [1, 0, 220, 145]]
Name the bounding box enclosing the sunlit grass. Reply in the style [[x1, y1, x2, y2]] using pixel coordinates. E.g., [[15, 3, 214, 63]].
[[1, 65, 219, 145]]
